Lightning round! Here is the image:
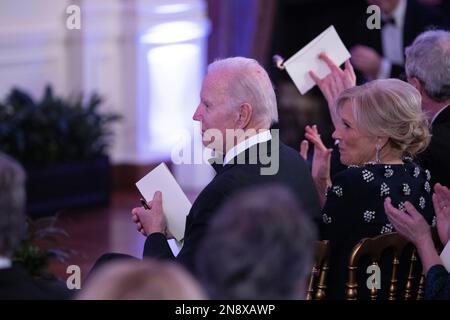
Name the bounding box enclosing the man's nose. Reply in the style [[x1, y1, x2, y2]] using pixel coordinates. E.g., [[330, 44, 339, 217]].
[[192, 106, 201, 121]]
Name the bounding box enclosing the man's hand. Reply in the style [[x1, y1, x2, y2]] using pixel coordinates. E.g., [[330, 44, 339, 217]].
[[433, 183, 450, 245], [131, 191, 168, 237], [350, 45, 382, 80]]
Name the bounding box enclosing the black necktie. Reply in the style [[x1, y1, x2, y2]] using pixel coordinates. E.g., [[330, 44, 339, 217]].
[[382, 16, 396, 27]]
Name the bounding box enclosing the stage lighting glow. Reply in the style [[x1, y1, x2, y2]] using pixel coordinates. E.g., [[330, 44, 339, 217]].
[[140, 21, 206, 45]]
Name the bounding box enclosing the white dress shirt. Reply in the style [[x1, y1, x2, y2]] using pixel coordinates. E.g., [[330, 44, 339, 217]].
[[378, 0, 407, 79], [223, 130, 272, 166]]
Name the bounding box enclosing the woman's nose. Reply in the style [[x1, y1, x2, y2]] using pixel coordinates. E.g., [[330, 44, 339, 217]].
[[332, 129, 340, 140]]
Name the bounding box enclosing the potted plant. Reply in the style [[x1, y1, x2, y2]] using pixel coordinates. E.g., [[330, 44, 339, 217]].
[[13, 215, 73, 278], [0, 86, 121, 217]]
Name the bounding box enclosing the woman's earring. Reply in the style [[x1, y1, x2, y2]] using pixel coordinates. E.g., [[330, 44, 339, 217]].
[[375, 144, 381, 163]]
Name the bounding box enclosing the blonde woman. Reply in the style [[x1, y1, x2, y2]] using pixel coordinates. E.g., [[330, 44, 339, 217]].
[[305, 79, 435, 299]]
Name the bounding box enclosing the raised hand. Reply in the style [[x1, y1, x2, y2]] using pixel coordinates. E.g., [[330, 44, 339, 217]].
[[304, 125, 332, 206], [309, 53, 356, 128], [433, 183, 450, 245]]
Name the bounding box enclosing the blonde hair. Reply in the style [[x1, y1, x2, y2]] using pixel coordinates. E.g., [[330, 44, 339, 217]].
[[336, 79, 430, 157], [77, 259, 206, 300]]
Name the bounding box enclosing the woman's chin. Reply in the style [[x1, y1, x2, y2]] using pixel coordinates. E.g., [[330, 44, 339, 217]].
[[340, 156, 350, 166]]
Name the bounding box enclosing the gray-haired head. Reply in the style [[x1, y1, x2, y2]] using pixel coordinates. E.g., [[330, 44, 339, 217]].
[[0, 152, 26, 257], [405, 29, 450, 102], [207, 57, 278, 128], [196, 184, 317, 300]]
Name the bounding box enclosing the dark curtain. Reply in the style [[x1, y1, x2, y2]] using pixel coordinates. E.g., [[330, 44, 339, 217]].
[[206, 0, 277, 67]]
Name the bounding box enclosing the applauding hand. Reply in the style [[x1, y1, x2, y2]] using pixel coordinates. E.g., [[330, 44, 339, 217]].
[[433, 183, 450, 245], [301, 125, 332, 206]]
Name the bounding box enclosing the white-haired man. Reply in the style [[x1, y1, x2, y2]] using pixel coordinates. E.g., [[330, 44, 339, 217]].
[[404, 29, 450, 188], [132, 57, 320, 274]]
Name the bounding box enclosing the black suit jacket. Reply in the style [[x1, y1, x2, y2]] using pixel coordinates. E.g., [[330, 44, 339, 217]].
[[0, 264, 70, 300], [425, 265, 450, 300], [143, 140, 321, 274], [417, 105, 450, 188], [355, 0, 440, 80]]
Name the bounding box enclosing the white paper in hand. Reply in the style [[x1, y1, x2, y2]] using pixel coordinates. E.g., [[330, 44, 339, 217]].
[[135, 163, 191, 242], [284, 25, 351, 95]]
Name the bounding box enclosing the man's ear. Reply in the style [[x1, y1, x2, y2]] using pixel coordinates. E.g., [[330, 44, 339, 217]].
[[236, 103, 252, 129], [408, 77, 424, 94]]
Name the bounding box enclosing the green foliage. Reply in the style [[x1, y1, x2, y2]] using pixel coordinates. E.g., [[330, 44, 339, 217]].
[[0, 86, 121, 166], [13, 215, 76, 278]]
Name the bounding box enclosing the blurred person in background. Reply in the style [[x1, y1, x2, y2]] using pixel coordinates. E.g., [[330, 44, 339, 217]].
[[351, 0, 441, 81], [196, 185, 317, 300], [0, 152, 69, 299]]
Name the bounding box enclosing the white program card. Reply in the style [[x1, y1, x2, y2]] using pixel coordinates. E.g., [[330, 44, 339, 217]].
[[136, 163, 191, 242], [284, 25, 351, 95]]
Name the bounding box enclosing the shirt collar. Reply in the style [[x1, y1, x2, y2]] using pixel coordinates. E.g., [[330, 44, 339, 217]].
[[0, 256, 12, 270], [223, 130, 272, 166]]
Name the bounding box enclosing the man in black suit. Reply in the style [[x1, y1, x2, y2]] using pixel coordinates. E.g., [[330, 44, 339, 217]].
[[132, 57, 321, 275], [351, 0, 440, 81], [404, 30, 450, 188], [0, 152, 69, 299]]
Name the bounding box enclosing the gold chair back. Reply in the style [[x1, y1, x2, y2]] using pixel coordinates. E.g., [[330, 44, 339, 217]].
[[307, 240, 330, 300], [345, 232, 422, 300]]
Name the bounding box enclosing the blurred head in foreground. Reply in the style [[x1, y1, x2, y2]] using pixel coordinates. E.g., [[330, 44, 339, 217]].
[[197, 184, 317, 299], [77, 259, 206, 300]]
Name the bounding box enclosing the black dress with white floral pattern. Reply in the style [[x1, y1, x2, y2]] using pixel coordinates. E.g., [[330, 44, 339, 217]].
[[321, 159, 435, 299]]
